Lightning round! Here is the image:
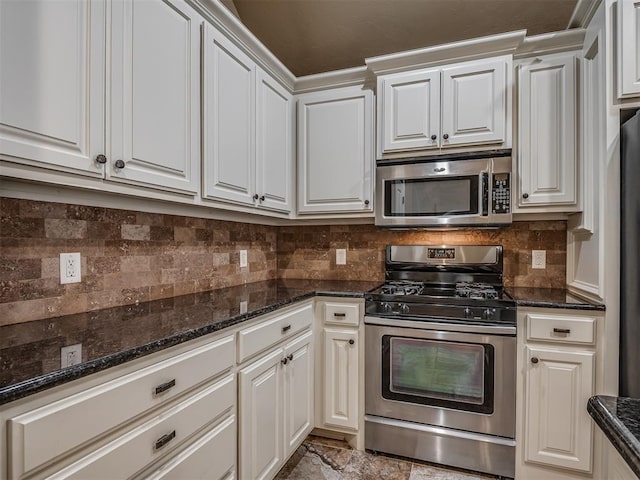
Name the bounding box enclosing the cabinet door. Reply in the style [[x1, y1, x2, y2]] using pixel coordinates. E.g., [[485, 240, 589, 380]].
[[524, 346, 595, 472], [283, 331, 314, 457], [378, 69, 440, 154], [441, 58, 507, 147], [518, 54, 577, 208], [323, 327, 358, 430], [297, 86, 373, 214], [256, 69, 293, 213], [0, 0, 105, 177], [203, 24, 255, 206], [238, 348, 283, 480], [108, 0, 201, 193], [618, 0, 640, 98]]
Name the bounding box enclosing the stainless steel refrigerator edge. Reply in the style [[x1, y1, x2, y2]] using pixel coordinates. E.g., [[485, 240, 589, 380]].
[[620, 110, 640, 398]]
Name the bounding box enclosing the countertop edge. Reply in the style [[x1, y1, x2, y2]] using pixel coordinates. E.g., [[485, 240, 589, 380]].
[[514, 299, 606, 311], [587, 396, 640, 478]]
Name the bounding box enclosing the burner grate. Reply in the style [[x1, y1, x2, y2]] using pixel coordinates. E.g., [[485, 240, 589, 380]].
[[455, 282, 499, 300]]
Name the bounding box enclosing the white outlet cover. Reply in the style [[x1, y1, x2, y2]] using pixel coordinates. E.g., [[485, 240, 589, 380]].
[[336, 249, 347, 265], [239, 250, 248, 268], [60, 253, 81, 284], [240, 300, 248, 314], [531, 250, 546, 269], [61, 343, 82, 368]]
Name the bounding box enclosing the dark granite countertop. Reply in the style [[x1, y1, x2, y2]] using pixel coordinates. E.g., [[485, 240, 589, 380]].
[[0, 279, 381, 406], [588, 395, 640, 478], [506, 287, 605, 311]]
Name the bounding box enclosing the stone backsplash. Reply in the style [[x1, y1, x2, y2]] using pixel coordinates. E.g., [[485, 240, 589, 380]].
[[1, 198, 566, 326]]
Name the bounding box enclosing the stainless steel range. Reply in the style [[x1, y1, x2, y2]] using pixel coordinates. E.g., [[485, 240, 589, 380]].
[[364, 245, 516, 478]]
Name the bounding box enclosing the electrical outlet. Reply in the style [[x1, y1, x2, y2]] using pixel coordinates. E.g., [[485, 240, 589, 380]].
[[336, 249, 347, 265], [532, 250, 546, 269], [61, 343, 82, 368], [60, 253, 81, 284], [240, 300, 248, 314], [239, 250, 248, 268]]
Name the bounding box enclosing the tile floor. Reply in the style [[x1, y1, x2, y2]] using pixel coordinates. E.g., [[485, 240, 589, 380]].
[[275, 435, 498, 480]]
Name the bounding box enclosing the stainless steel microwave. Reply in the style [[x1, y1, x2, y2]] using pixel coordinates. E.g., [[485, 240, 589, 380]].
[[375, 153, 512, 228]]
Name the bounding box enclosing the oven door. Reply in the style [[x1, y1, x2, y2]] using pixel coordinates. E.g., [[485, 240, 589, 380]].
[[365, 317, 516, 438]]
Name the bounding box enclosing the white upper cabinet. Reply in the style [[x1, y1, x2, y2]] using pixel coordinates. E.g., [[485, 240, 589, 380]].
[[377, 56, 510, 157], [617, 0, 640, 98], [0, 0, 105, 177], [108, 0, 201, 194], [203, 26, 293, 213], [517, 53, 577, 209], [297, 86, 374, 214], [379, 69, 440, 152], [441, 58, 506, 147]]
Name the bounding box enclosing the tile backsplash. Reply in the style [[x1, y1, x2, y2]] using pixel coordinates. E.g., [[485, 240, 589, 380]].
[[1, 198, 567, 326]]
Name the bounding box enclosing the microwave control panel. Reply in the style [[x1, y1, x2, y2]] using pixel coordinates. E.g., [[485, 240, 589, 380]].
[[492, 173, 510, 214]]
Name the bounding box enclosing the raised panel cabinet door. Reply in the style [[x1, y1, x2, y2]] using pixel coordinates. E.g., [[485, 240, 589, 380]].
[[108, 0, 201, 193], [618, 0, 640, 98], [283, 330, 314, 457], [518, 54, 577, 207], [378, 69, 440, 154], [0, 0, 105, 176], [441, 58, 507, 147], [297, 87, 373, 213], [239, 348, 284, 480], [255, 69, 293, 213], [323, 327, 358, 430], [203, 24, 255, 206], [524, 346, 595, 472]]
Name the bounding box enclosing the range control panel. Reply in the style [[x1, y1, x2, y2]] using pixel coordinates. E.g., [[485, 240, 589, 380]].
[[492, 173, 511, 214]]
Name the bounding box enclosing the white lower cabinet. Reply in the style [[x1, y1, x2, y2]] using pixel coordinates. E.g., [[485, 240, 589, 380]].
[[238, 329, 314, 480], [605, 439, 637, 480], [322, 328, 359, 430]]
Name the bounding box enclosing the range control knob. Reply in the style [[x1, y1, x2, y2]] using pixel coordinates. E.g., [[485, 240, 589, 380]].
[[464, 307, 473, 318], [381, 302, 392, 313], [483, 308, 496, 320], [399, 303, 410, 314]]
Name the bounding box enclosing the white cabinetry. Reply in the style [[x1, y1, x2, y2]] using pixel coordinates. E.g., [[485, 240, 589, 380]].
[[377, 56, 510, 157], [297, 86, 374, 214], [517, 53, 578, 210], [204, 25, 292, 213], [0, 0, 105, 177], [517, 308, 601, 478], [617, 0, 640, 98], [605, 439, 637, 480]]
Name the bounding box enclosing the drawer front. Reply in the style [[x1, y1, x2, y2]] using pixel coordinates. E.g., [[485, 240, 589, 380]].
[[43, 375, 235, 480], [237, 303, 312, 363], [8, 335, 234, 478], [324, 302, 359, 326], [526, 313, 596, 345], [144, 414, 235, 480]]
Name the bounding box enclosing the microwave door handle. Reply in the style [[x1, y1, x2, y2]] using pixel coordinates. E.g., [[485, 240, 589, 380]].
[[482, 173, 489, 216]]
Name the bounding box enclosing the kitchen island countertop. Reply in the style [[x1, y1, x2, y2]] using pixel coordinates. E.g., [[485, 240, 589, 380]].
[[0, 279, 381, 406]]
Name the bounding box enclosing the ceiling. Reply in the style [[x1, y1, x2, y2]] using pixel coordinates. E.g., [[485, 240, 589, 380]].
[[224, 0, 579, 77]]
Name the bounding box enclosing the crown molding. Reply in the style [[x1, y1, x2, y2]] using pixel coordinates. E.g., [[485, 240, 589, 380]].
[[567, 0, 603, 29], [514, 29, 586, 59], [294, 66, 369, 94], [365, 30, 527, 76]]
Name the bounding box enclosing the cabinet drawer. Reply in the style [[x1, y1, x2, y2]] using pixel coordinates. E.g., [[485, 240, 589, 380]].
[[526, 313, 596, 345], [324, 302, 359, 326], [237, 303, 312, 363], [8, 335, 234, 478], [144, 414, 235, 480], [41, 375, 235, 480]]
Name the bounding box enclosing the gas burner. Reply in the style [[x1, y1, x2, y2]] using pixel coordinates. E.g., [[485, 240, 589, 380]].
[[380, 282, 425, 296], [455, 282, 499, 300]]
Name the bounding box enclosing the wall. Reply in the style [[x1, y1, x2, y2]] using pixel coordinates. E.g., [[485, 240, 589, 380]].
[[0, 198, 278, 326], [0, 198, 567, 327]]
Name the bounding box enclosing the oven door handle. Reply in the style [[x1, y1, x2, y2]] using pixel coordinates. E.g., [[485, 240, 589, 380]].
[[364, 316, 516, 336]]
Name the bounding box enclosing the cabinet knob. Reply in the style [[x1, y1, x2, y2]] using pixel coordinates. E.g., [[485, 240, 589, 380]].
[[522, 193, 529, 199], [364, 200, 370, 206], [281, 357, 289, 365], [259, 195, 265, 202], [253, 194, 259, 200], [287, 354, 293, 361], [431, 134, 437, 141], [443, 133, 449, 140], [531, 357, 539, 364], [349, 339, 355, 345], [95, 154, 107, 164], [114, 159, 126, 169]]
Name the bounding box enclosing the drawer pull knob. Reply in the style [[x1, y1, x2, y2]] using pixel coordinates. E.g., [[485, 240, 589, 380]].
[[154, 430, 176, 451], [333, 312, 347, 318], [154, 379, 176, 396], [349, 339, 355, 345], [282, 325, 291, 333], [553, 328, 571, 334], [287, 354, 293, 361], [281, 357, 289, 365], [531, 357, 539, 364]]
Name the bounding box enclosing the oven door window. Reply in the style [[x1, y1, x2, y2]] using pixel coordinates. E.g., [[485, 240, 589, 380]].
[[381, 335, 494, 414], [384, 175, 479, 217]]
